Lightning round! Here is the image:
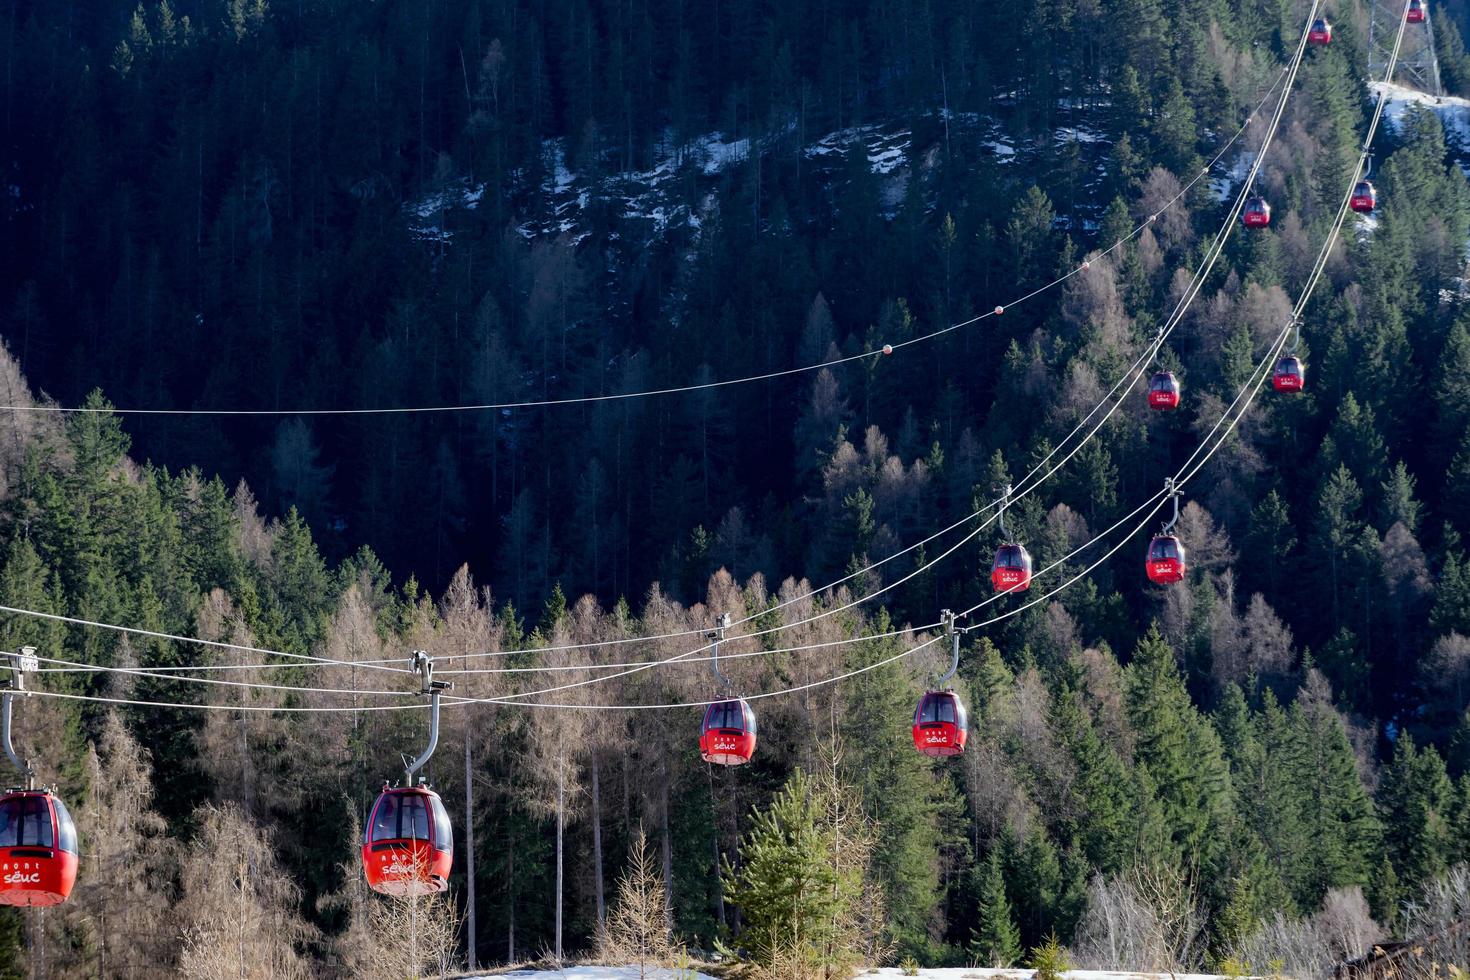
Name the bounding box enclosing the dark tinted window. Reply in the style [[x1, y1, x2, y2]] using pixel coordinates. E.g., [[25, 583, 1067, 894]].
[[369, 794, 400, 843], [0, 796, 54, 849], [370, 792, 431, 843], [918, 696, 938, 723], [706, 700, 747, 731], [1151, 537, 1179, 560]]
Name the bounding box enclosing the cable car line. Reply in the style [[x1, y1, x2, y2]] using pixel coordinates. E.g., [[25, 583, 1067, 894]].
[[0, 69, 1302, 688], [422, 5, 1322, 683], [0, 604, 414, 675], [0, 27, 1316, 696], [414, 0, 1387, 714], [8, 297, 1300, 714], [0, 321, 1304, 717], [0, 5, 1341, 710], [21, 651, 414, 698]]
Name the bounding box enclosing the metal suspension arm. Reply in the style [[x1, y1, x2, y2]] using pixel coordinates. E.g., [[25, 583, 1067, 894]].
[[404, 651, 452, 786], [1161, 479, 1182, 535], [995, 484, 1012, 540], [708, 613, 733, 692], [936, 610, 960, 688], [3, 649, 36, 790]]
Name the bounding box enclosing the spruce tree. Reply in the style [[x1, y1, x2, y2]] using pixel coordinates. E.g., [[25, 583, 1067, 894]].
[[840, 615, 946, 957], [1378, 734, 1457, 893], [968, 850, 1022, 967], [1126, 627, 1232, 863]]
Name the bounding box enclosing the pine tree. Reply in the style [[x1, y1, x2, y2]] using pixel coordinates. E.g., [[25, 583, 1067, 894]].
[[1126, 627, 1232, 862], [1379, 462, 1422, 534], [1051, 685, 1131, 873], [1287, 686, 1380, 905], [1378, 734, 1457, 893], [840, 616, 947, 957], [1431, 538, 1470, 636], [1245, 490, 1295, 601], [968, 850, 1023, 967], [723, 767, 877, 972]]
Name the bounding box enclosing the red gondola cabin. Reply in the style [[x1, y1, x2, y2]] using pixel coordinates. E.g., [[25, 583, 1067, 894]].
[[700, 699, 757, 766], [991, 543, 1033, 593], [0, 789, 78, 907], [1408, 0, 1425, 22], [1146, 534, 1187, 584], [1243, 196, 1272, 228], [1273, 356, 1305, 393], [1148, 371, 1181, 411], [1350, 181, 1377, 213], [362, 786, 453, 897], [912, 691, 968, 757], [1308, 18, 1333, 43]]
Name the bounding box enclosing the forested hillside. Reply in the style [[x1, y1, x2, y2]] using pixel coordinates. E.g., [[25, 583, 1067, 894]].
[[2, 0, 1470, 977]]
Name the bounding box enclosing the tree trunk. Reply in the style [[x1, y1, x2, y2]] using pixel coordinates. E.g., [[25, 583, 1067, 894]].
[[591, 750, 606, 932], [556, 762, 565, 963], [708, 764, 725, 927], [464, 735, 477, 971], [660, 754, 674, 924], [507, 824, 516, 964]]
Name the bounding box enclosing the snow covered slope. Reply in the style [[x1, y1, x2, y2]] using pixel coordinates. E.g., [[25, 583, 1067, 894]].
[[1369, 80, 1470, 144]]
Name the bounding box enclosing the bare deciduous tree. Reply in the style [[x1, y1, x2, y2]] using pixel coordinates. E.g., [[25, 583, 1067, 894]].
[[1071, 863, 1206, 972], [177, 804, 316, 980], [598, 825, 679, 977], [1230, 886, 1383, 980]]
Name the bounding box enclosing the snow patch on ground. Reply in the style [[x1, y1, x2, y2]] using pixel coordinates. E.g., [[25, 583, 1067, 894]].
[[479, 968, 1242, 980], [804, 124, 913, 173], [483, 969, 718, 979], [407, 177, 487, 240], [1370, 80, 1470, 143], [854, 971, 1238, 980], [429, 93, 1112, 245]]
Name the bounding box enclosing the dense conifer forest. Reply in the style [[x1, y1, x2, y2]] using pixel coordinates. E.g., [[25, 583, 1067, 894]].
[[2, 0, 1470, 976]]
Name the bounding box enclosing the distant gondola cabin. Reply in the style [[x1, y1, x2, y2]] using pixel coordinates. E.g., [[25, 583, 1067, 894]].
[[1273, 356, 1305, 393], [1350, 181, 1377, 213], [1309, 18, 1333, 43], [912, 691, 968, 757], [699, 699, 757, 766], [1146, 535, 1187, 584], [991, 543, 1033, 593], [1148, 371, 1181, 411], [1408, 0, 1426, 22], [1243, 196, 1272, 228]]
